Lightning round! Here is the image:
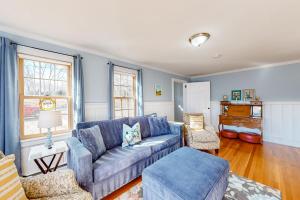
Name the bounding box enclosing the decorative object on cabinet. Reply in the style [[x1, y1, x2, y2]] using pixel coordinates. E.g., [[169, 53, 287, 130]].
[[243, 89, 255, 101], [231, 90, 242, 101], [223, 95, 228, 101], [219, 101, 263, 144]]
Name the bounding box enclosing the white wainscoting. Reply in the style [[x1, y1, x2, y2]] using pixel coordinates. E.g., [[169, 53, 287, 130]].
[[144, 101, 174, 121], [85, 101, 174, 121], [21, 133, 71, 176], [85, 102, 108, 121], [210, 101, 300, 148]]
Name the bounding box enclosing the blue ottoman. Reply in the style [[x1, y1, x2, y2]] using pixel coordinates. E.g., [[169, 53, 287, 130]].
[[142, 147, 229, 200]]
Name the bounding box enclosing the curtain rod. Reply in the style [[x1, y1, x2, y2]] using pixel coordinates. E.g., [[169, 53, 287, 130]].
[[107, 62, 141, 71], [11, 42, 83, 59]]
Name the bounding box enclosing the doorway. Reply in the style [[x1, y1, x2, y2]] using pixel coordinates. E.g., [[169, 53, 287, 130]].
[[172, 79, 187, 122]]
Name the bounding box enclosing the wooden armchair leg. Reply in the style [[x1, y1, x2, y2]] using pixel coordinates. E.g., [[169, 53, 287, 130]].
[[215, 149, 219, 155]]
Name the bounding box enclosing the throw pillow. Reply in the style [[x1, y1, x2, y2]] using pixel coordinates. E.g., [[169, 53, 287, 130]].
[[129, 116, 151, 138], [148, 116, 171, 137], [189, 115, 204, 130], [78, 125, 106, 162], [0, 154, 28, 200], [122, 122, 142, 147]]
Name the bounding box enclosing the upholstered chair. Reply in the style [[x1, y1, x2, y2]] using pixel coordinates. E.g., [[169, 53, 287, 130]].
[[183, 113, 220, 154], [0, 151, 92, 200]]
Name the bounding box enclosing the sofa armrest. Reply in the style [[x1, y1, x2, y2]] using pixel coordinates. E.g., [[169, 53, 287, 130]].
[[168, 121, 184, 146], [67, 137, 93, 187], [20, 169, 81, 199]]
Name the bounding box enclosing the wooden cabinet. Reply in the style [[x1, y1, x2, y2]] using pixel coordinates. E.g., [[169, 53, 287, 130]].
[[219, 101, 263, 143]]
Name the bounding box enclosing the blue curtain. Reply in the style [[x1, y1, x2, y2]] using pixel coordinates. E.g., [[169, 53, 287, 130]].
[[108, 62, 114, 119], [137, 69, 144, 116], [0, 37, 21, 171], [73, 55, 85, 124]]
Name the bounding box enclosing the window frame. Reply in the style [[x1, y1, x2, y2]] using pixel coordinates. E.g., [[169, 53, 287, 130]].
[[113, 66, 137, 119], [18, 54, 73, 140]]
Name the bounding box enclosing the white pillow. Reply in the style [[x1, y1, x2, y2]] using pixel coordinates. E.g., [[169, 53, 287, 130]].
[[122, 122, 142, 147]]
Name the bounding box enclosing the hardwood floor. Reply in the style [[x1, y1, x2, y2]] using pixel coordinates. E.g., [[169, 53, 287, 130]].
[[219, 138, 300, 200], [104, 138, 300, 200]]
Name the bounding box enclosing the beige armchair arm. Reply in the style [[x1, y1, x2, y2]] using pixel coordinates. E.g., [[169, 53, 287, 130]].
[[20, 169, 82, 199]]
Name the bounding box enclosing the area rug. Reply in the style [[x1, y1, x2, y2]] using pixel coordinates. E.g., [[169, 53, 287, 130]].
[[114, 173, 281, 200]]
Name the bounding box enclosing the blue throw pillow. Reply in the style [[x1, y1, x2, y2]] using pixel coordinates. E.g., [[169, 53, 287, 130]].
[[78, 125, 106, 162], [129, 116, 151, 138], [148, 116, 171, 137], [122, 122, 142, 147]]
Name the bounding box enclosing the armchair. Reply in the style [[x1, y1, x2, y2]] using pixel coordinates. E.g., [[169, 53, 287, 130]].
[[184, 113, 220, 154], [21, 169, 92, 200]]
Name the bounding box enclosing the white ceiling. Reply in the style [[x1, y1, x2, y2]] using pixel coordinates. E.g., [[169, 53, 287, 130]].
[[1, 0, 300, 76]]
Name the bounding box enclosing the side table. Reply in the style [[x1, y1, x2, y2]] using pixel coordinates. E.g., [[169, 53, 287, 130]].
[[28, 141, 69, 174]]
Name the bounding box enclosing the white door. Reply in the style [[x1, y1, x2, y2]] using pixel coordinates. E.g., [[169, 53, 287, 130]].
[[183, 82, 211, 124]]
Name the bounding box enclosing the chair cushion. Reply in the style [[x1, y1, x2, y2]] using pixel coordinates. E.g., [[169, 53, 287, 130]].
[[190, 129, 219, 143], [0, 154, 27, 200], [148, 116, 171, 137], [136, 135, 180, 154], [189, 115, 204, 130], [93, 146, 151, 182], [78, 126, 106, 162], [129, 116, 151, 138], [122, 123, 142, 147]]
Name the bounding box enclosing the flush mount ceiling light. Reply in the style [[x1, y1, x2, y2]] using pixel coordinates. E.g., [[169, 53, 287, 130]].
[[189, 33, 210, 47]]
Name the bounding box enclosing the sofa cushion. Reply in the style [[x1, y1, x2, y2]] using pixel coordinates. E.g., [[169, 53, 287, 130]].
[[148, 116, 171, 137], [122, 123, 142, 147], [93, 146, 151, 182], [129, 116, 151, 138], [78, 125, 106, 162], [77, 118, 129, 150], [136, 135, 180, 154]]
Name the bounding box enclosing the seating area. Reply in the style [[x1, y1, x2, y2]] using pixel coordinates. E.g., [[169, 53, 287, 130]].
[[68, 116, 182, 199], [1, 1, 300, 200]]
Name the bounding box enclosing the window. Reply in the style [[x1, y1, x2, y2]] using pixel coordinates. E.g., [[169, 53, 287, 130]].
[[19, 55, 73, 139], [113, 67, 137, 118]]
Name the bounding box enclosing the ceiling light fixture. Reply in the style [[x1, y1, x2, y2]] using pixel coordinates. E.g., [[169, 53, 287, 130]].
[[189, 33, 210, 47]]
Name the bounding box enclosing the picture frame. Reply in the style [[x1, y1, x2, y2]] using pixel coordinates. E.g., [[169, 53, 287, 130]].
[[155, 84, 162, 96], [39, 97, 56, 111], [252, 106, 262, 117], [243, 89, 256, 101], [231, 90, 242, 101]]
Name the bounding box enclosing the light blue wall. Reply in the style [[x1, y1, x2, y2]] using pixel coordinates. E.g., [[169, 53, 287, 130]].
[[191, 63, 300, 101], [0, 31, 187, 103]]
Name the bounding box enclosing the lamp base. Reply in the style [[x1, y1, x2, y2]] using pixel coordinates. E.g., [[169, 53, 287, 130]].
[[45, 128, 53, 149]]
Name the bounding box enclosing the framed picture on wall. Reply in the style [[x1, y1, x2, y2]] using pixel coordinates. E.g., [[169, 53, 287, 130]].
[[243, 89, 256, 101], [155, 84, 162, 96], [231, 90, 242, 101]]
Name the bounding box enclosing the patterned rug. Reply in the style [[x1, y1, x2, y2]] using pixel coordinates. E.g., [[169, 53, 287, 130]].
[[115, 173, 281, 200]]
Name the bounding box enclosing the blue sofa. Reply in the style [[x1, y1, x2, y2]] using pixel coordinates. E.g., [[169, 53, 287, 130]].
[[67, 116, 183, 200]]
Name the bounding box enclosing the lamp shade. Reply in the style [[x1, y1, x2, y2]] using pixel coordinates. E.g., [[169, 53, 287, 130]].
[[38, 110, 62, 128]]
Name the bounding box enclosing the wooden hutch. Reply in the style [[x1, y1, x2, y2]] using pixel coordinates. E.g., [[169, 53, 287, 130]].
[[218, 101, 263, 143]]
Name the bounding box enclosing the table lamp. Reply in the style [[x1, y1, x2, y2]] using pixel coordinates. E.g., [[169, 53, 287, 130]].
[[38, 110, 62, 149]]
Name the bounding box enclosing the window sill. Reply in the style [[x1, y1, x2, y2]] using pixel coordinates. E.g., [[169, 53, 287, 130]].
[[20, 132, 72, 148]]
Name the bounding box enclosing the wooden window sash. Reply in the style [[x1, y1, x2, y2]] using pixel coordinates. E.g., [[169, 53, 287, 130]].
[[19, 57, 73, 140]]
